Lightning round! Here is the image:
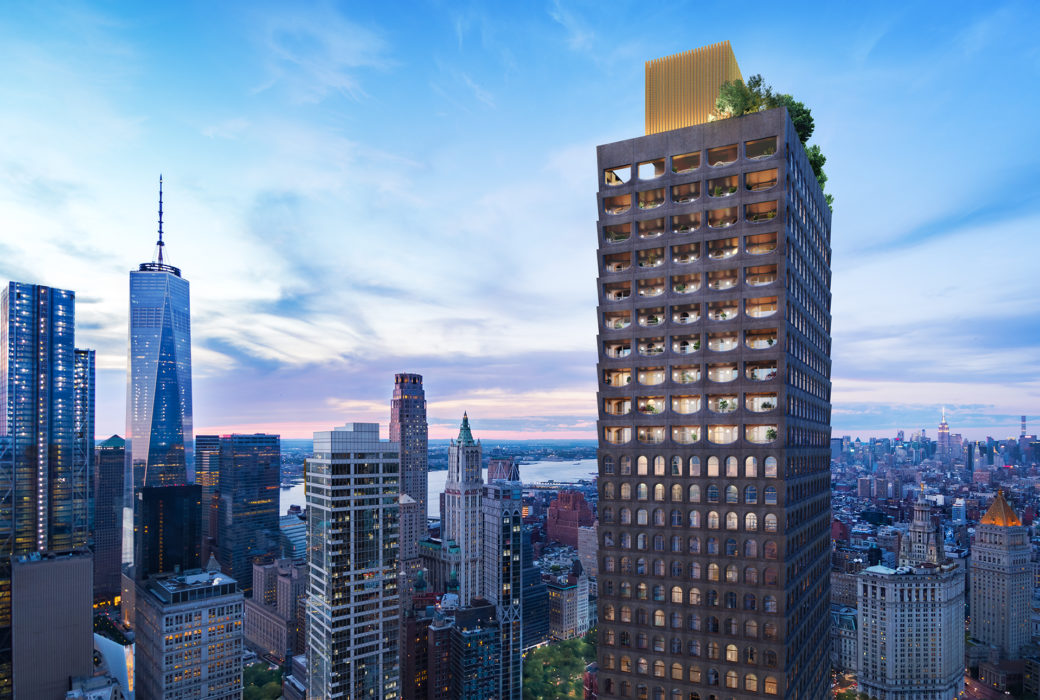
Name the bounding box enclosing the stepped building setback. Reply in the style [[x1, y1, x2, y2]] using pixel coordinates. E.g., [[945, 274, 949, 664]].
[[594, 42, 833, 699]]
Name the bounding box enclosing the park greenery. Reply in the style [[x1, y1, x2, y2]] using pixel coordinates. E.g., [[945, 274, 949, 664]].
[[714, 74, 834, 209], [522, 629, 597, 700], [243, 663, 283, 700]]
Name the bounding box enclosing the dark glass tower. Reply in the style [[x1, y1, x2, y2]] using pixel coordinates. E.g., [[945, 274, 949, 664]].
[[216, 433, 280, 595], [73, 349, 94, 541], [93, 435, 125, 603], [134, 484, 201, 579], [594, 45, 832, 699], [390, 373, 428, 563]]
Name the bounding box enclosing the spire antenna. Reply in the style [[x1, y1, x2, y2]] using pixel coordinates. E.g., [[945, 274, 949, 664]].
[[156, 174, 165, 264]]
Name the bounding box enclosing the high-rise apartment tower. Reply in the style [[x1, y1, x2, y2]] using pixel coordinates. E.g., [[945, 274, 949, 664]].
[[595, 42, 833, 699], [390, 373, 428, 562], [481, 479, 524, 700]]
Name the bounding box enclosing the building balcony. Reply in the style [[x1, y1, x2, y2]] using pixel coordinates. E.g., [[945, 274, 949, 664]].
[[672, 303, 700, 325], [672, 274, 700, 294], [708, 363, 738, 383], [707, 425, 739, 444], [638, 338, 665, 356], [638, 278, 666, 298], [672, 151, 700, 173], [672, 365, 700, 384], [746, 265, 778, 287], [672, 426, 701, 445], [745, 361, 777, 382], [708, 207, 738, 229], [638, 217, 666, 239], [672, 243, 700, 265], [708, 144, 738, 167], [746, 168, 778, 192], [672, 182, 700, 204], [707, 394, 738, 414], [672, 335, 700, 355], [708, 332, 738, 352], [708, 300, 738, 321], [745, 297, 778, 319], [604, 283, 631, 302], [672, 213, 701, 234], [707, 269, 739, 291], [745, 201, 778, 224], [604, 224, 631, 244], [604, 165, 631, 186], [745, 425, 779, 444], [671, 395, 701, 414], [745, 329, 778, 350], [745, 136, 777, 160], [708, 174, 739, 198], [637, 248, 665, 268], [604, 312, 631, 330], [637, 396, 665, 415], [638, 367, 666, 385], [638, 188, 665, 210], [603, 252, 631, 272], [604, 427, 632, 445], [638, 307, 664, 327], [708, 237, 739, 260], [637, 426, 666, 445], [745, 393, 778, 413], [745, 232, 777, 255], [603, 369, 631, 386], [604, 342, 631, 359], [604, 194, 631, 215], [604, 399, 631, 416], [639, 158, 666, 180]]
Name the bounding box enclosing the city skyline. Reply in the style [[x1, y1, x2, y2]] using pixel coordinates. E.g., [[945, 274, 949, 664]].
[[1, 3, 1038, 440]]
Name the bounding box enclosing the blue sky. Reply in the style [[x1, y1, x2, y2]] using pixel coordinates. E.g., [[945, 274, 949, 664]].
[[1, 1, 1038, 440]]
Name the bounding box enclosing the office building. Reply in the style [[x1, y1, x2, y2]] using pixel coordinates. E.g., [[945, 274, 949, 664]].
[[124, 178, 194, 569], [548, 560, 590, 641], [857, 495, 964, 699], [481, 480, 524, 700], [94, 435, 125, 603], [425, 598, 500, 700], [970, 491, 1031, 659], [400, 581, 438, 700], [135, 563, 244, 700], [577, 522, 599, 577], [521, 529, 550, 650], [442, 414, 483, 606], [306, 423, 399, 699], [244, 558, 307, 663], [215, 433, 280, 596], [936, 408, 952, 464], [133, 484, 201, 580], [73, 349, 94, 535], [195, 434, 221, 558], [11, 551, 94, 699], [595, 42, 832, 698], [546, 490, 594, 547]]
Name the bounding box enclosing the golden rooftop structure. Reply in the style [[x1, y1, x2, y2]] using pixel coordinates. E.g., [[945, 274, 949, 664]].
[[644, 40, 743, 135], [980, 489, 1023, 527]]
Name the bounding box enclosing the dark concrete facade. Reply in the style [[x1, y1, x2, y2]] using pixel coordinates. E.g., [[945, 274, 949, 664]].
[[594, 108, 832, 699]]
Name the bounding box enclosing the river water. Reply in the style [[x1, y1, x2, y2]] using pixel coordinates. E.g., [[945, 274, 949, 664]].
[[279, 458, 597, 517]]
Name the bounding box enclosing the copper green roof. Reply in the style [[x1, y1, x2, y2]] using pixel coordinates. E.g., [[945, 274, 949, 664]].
[[457, 412, 475, 445], [980, 490, 1022, 527]]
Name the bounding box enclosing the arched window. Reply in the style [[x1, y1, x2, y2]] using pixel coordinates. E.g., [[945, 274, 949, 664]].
[[688, 510, 701, 528], [744, 567, 759, 585], [636, 558, 647, 575], [671, 560, 683, 576], [725, 538, 738, 556], [636, 583, 647, 600], [670, 484, 682, 502], [637, 609, 648, 625], [764, 595, 777, 613], [689, 456, 701, 476], [671, 663, 683, 680], [708, 563, 720, 581], [763, 623, 778, 641], [670, 456, 682, 475], [653, 508, 665, 526], [604, 556, 616, 573], [745, 485, 758, 503], [637, 657, 648, 674], [725, 565, 738, 582], [764, 486, 777, 505], [689, 562, 701, 579], [725, 456, 738, 476], [726, 669, 739, 688], [604, 604, 616, 621], [653, 483, 665, 501], [621, 582, 632, 598], [688, 614, 701, 631], [620, 556, 633, 573], [653, 610, 665, 627], [654, 559, 665, 576], [688, 587, 701, 605], [764, 675, 778, 694], [745, 455, 757, 477], [620, 507, 632, 524], [745, 673, 759, 692], [602, 506, 615, 523], [688, 665, 702, 683], [724, 591, 737, 609], [764, 651, 777, 667], [706, 668, 719, 686], [745, 619, 758, 638], [744, 593, 757, 610], [764, 456, 777, 477], [707, 456, 720, 476], [620, 483, 631, 499], [670, 612, 681, 629], [708, 511, 720, 529], [707, 641, 719, 659], [652, 659, 665, 677], [620, 533, 632, 549], [637, 456, 648, 475], [621, 456, 632, 475], [745, 512, 758, 531], [653, 456, 665, 475], [706, 590, 718, 607], [706, 484, 720, 503], [688, 536, 701, 554], [604, 653, 616, 669], [653, 534, 664, 551], [764, 541, 778, 560], [745, 646, 758, 664], [671, 535, 682, 552], [604, 482, 616, 499], [724, 617, 738, 635], [604, 455, 615, 474], [637, 483, 648, 500], [726, 512, 739, 530], [670, 509, 682, 526], [688, 484, 701, 502], [706, 537, 718, 554], [744, 539, 758, 557], [725, 485, 738, 503], [764, 514, 778, 533], [764, 567, 778, 586], [670, 586, 683, 604]]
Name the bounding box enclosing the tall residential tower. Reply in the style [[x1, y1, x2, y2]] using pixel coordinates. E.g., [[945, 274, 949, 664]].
[[594, 43, 833, 699], [390, 373, 428, 565]]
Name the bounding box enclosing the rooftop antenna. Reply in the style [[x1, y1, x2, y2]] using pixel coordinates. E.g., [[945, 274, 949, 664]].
[[156, 174, 165, 265]]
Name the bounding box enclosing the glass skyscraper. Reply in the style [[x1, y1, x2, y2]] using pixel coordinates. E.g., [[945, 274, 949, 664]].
[[124, 187, 194, 566]]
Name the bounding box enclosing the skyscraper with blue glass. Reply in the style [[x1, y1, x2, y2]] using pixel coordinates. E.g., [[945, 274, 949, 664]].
[[124, 177, 194, 567]]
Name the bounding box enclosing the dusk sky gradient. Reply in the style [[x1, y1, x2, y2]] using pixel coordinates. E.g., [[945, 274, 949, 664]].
[[2, 1, 1038, 440]]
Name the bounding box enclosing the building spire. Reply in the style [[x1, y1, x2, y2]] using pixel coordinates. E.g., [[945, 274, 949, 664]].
[[458, 412, 475, 445], [156, 174, 165, 264]]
